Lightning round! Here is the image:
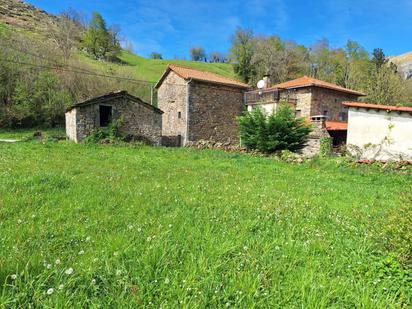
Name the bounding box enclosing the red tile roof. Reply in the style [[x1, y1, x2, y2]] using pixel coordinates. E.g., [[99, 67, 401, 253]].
[[269, 76, 365, 96], [155, 64, 250, 89], [325, 121, 348, 131], [343, 101, 412, 113]]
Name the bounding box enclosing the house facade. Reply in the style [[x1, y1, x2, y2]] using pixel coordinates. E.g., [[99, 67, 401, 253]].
[[245, 76, 365, 146], [344, 102, 412, 161], [156, 65, 250, 146], [65, 91, 163, 144]]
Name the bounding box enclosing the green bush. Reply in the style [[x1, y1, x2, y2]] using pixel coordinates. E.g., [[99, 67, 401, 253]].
[[238, 105, 311, 154], [83, 117, 124, 144]]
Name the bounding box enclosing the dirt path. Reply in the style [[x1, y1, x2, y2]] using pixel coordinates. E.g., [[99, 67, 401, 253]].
[[0, 139, 20, 143]]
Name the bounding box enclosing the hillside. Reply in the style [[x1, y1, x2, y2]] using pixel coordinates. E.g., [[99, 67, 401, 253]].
[[390, 51, 412, 80], [0, 0, 238, 85]]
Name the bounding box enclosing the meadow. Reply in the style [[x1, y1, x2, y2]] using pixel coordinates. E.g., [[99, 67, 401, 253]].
[[0, 138, 411, 308]]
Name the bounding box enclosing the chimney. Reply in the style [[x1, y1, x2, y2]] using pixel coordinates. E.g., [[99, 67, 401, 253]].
[[263, 73, 271, 89]]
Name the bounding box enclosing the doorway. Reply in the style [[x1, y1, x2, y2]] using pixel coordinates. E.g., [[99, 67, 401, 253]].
[[99, 105, 112, 127]]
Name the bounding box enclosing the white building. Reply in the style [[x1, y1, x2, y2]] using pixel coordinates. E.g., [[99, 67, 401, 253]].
[[344, 102, 412, 161]]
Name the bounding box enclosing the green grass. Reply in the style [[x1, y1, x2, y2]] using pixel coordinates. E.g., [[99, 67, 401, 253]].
[[75, 51, 237, 84], [0, 128, 64, 140], [0, 140, 411, 307]]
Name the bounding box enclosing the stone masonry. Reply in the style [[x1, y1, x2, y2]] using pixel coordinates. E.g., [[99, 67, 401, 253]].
[[156, 65, 249, 146], [65, 91, 163, 145]]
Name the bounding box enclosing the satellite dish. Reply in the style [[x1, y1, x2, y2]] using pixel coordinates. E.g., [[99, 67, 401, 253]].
[[257, 80, 265, 89]]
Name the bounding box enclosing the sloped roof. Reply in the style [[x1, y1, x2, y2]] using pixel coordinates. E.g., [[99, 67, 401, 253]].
[[155, 64, 250, 89], [325, 121, 348, 131], [66, 91, 163, 114], [343, 101, 412, 113], [269, 76, 365, 96]]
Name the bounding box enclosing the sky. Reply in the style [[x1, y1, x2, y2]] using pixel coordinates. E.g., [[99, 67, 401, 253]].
[[27, 0, 412, 59]]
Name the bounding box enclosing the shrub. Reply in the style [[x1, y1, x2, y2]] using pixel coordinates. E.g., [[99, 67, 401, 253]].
[[238, 105, 311, 154], [83, 117, 124, 144]]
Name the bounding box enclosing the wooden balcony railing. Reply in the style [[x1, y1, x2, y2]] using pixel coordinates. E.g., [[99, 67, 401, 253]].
[[245, 89, 297, 105]]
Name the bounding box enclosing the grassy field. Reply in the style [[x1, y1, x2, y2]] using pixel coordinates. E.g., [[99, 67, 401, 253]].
[[0, 139, 411, 307]]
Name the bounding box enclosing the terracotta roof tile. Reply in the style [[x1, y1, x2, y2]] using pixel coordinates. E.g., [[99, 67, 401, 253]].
[[343, 101, 412, 113], [325, 121, 348, 131], [155, 64, 250, 89], [268, 76, 365, 96]]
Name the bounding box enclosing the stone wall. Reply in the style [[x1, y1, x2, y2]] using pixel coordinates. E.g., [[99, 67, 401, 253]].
[[188, 81, 245, 144], [301, 116, 332, 157], [311, 87, 359, 121], [157, 71, 188, 145], [67, 96, 162, 145]]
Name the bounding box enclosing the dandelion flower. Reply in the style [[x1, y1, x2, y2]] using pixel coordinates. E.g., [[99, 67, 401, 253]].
[[65, 268, 74, 275], [11, 274, 17, 280], [47, 288, 54, 295]]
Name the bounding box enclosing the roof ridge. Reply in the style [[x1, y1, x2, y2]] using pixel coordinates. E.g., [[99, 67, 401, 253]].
[[167, 63, 247, 84]]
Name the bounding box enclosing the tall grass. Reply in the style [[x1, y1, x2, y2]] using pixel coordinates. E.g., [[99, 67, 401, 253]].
[[0, 141, 410, 307]]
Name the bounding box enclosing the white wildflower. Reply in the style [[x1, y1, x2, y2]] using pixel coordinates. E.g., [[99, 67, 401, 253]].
[[65, 268, 74, 275], [11, 274, 17, 280], [116, 270, 122, 276], [17, 219, 22, 224], [164, 277, 170, 284], [86, 236, 91, 242], [47, 288, 54, 295], [91, 279, 96, 285], [59, 284, 64, 290], [113, 252, 118, 256], [78, 250, 85, 255], [128, 225, 134, 230], [47, 264, 52, 269], [55, 259, 61, 265]]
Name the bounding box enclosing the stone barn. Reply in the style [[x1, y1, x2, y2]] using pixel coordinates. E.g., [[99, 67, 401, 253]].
[[155, 64, 250, 146], [65, 91, 163, 144]]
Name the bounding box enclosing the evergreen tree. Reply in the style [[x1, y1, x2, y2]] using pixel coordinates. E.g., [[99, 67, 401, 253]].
[[81, 12, 120, 60]]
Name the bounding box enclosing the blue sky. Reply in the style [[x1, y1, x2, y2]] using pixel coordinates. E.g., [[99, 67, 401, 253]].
[[27, 0, 412, 59]]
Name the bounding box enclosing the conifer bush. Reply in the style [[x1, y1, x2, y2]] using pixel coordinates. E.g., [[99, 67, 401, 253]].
[[238, 105, 311, 154]]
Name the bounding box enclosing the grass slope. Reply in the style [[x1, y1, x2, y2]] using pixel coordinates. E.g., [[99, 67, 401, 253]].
[[0, 21, 238, 86], [0, 140, 411, 307]]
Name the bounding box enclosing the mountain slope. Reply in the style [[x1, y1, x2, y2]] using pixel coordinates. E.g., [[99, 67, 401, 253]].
[[0, 0, 238, 85], [390, 51, 412, 80]]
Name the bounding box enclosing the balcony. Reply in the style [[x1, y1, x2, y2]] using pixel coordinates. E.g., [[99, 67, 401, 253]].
[[245, 89, 297, 106]]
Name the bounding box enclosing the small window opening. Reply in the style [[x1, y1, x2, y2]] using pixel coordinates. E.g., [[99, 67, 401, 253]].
[[99, 105, 112, 127], [295, 109, 302, 118], [178, 111, 182, 119], [323, 110, 328, 116]]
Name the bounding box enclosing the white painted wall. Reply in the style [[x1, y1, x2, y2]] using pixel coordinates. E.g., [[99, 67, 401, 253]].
[[347, 108, 412, 161], [247, 102, 278, 114], [65, 109, 78, 143]]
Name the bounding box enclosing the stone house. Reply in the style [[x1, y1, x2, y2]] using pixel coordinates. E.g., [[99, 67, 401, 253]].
[[245, 76, 365, 146], [65, 91, 163, 144], [344, 102, 412, 161], [155, 64, 250, 146]]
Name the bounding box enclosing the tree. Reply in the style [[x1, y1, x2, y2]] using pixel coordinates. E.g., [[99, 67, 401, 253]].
[[238, 105, 311, 154], [251, 36, 309, 85], [229, 28, 256, 83], [150, 52, 163, 60], [52, 11, 83, 60], [190, 47, 206, 61], [209, 52, 225, 63], [81, 12, 120, 60], [363, 48, 409, 105], [371, 48, 387, 69]]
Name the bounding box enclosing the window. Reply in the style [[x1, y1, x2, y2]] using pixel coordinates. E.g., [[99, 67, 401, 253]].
[[295, 109, 302, 118], [178, 111, 182, 119], [99, 105, 112, 127], [323, 110, 328, 116]]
